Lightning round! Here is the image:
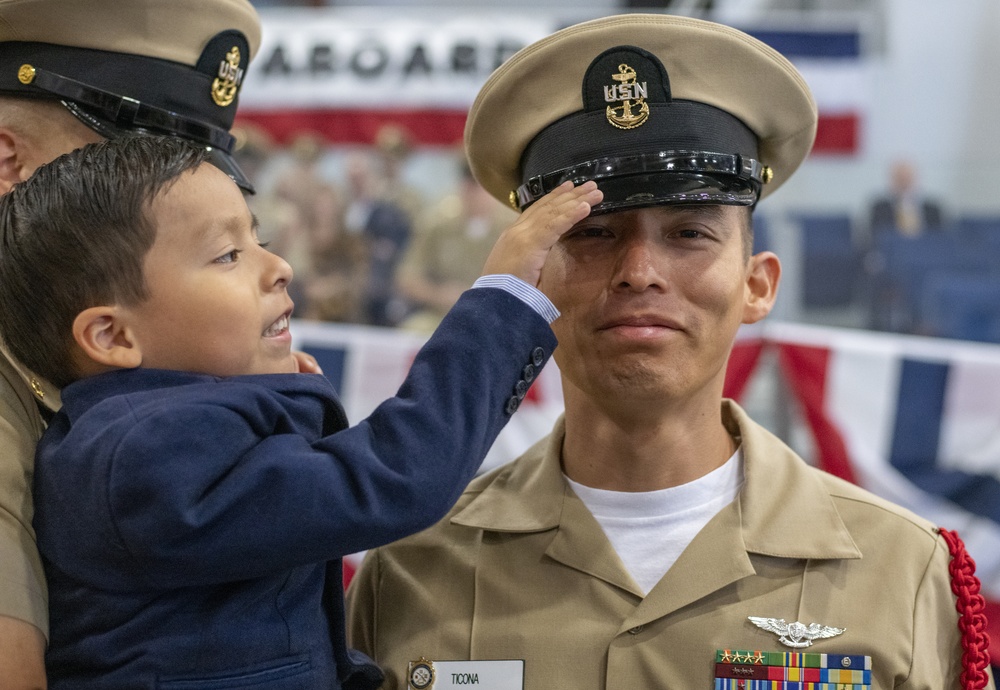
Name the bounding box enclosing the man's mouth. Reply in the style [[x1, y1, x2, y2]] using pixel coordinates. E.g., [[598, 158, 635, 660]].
[[598, 315, 682, 331]]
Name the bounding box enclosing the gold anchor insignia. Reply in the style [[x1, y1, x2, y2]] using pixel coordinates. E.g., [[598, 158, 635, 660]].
[[211, 46, 244, 107], [605, 63, 649, 130]]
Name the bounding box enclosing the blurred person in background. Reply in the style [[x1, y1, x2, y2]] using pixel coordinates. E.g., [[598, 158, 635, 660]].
[[373, 123, 424, 226], [868, 159, 945, 238], [397, 159, 517, 333], [342, 151, 412, 326], [274, 131, 330, 215], [301, 183, 370, 323], [864, 159, 947, 333]]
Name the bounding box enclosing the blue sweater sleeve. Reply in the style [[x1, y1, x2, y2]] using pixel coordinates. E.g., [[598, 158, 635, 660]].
[[39, 288, 555, 589]]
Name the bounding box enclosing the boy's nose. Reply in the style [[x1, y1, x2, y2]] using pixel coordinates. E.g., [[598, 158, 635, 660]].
[[266, 250, 293, 289]]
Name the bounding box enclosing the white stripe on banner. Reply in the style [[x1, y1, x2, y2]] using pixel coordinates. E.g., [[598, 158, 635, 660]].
[[941, 361, 1000, 476], [792, 59, 870, 114]]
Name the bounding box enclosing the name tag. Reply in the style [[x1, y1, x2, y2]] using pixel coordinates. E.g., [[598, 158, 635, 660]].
[[407, 658, 524, 690]]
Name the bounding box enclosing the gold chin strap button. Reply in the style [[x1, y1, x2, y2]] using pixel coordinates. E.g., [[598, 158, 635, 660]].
[[508, 190, 519, 211], [29, 377, 45, 400], [761, 165, 774, 185], [17, 64, 35, 85]]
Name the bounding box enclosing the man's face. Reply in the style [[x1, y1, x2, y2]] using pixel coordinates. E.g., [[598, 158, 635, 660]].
[[539, 204, 776, 410], [120, 163, 298, 377]]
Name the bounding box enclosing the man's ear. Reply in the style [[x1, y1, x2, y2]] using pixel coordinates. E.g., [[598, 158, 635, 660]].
[[0, 128, 26, 196], [742, 251, 781, 325], [71, 306, 143, 371]]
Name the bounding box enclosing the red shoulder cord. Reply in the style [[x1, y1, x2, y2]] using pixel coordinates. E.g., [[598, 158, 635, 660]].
[[939, 527, 991, 690]]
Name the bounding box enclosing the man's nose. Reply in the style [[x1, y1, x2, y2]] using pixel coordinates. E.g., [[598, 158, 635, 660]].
[[613, 234, 665, 291]]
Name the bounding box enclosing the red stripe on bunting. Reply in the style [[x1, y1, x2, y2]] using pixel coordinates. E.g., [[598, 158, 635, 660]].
[[775, 343, 858, 484], [814, 114, 860, 154], [236, 109, 468, 147], [724, 339, 766, 402], [236, 110, 860, 153]]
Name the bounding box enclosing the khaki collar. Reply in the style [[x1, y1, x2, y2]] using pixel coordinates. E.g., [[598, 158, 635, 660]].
[[0, 338, 61, 412], [453, 401, 861, 561]]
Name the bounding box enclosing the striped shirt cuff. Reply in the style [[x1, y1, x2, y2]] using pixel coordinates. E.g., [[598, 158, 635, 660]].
[[472, 275, 560, 324]]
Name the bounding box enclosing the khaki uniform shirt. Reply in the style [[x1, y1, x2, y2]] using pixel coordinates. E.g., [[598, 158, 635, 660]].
[[0, 341, 59, 638], [348, 401, 994, 690]]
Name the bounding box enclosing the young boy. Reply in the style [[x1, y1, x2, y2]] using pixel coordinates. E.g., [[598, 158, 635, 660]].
[[0, 135, 601, 689]]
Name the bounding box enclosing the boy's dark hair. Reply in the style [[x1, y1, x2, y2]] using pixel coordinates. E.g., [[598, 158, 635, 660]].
[[0, 135, 209, 388]]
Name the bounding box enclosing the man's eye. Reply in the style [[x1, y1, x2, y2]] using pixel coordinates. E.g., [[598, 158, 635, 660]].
[[214, 249, 242, 264], [676, 228, 705, 239], [570, 226, 612, 239]]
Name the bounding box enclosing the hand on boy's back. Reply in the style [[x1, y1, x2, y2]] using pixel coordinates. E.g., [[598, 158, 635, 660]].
[[480, 181, 602, 287]]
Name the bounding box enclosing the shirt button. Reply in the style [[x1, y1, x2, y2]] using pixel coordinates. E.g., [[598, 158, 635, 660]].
[[531, 347, 545, 367], [627, 625, 644, 635]]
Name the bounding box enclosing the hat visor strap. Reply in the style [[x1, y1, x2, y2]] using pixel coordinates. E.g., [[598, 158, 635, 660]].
[[60, 100, 255, 194], [588, 171, 759, 215], [31, 67, 235, 152], [516, 151, 763, 210]]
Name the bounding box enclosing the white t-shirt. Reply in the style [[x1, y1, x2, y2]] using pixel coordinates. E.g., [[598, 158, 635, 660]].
[[565, 448, 744, 595]]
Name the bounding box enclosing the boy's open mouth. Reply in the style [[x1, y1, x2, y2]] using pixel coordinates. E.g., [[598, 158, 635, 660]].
[[263, 313, 290, 337]]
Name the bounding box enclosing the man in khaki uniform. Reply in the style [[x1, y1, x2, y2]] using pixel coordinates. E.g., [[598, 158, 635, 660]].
[[397, 161, 516, 333], [348, 14, 994, 690], [0, 1, 262, 685]]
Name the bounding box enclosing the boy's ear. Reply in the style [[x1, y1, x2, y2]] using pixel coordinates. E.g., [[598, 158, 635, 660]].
[[71, 306, 143, 371]]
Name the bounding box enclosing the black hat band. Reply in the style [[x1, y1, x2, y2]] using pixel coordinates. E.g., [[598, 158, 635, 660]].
[[27, 66, 235, 152], [1, 41, 245, 131], [516, 99, 763, 211]]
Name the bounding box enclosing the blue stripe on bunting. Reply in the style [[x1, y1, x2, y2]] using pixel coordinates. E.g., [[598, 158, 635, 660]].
[[890, 358, 1000, 523], [744, 29, 861, 59]]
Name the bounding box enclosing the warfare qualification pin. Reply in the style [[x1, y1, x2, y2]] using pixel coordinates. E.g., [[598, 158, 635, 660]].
[[604, 63, 649, 130], [408, 657, 436, 690], [748, 616, 846, 648]]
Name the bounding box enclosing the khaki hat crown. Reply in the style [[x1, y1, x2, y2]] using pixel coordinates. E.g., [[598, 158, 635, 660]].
[[465, 13, 818, 213]]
